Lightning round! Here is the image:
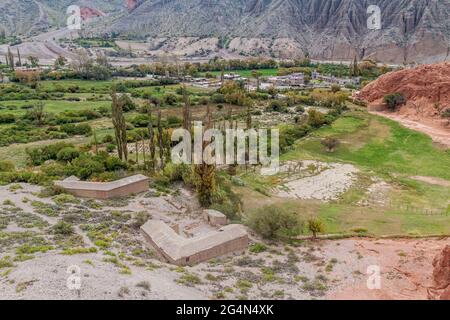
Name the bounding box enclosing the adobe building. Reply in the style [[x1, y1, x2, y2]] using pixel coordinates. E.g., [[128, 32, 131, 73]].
[[141, 220, 249, 266], [203, 209, 228, 226], [55, 174, 149, 199]]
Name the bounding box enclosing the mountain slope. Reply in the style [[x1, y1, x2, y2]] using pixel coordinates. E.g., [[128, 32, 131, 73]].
[[0, 0, 125, 36], [1, 0, 449, 63], [107, 0, 450, 62]]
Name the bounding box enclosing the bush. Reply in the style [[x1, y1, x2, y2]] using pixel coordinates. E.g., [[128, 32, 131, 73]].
[[321, 137, 340, 152], [106, 144, 116, 153], [211, 93, 225, 104], [0, 113, 16, 124], [105, 157, 127, 171], [307, 109, 326, 128], [52, 221, 74, 235], [71, 155, 105, 179], [249, 243, 267, 253], [26, 142, 75, 165], [56, 147, 80, 162], [246, 205, 303, 239], [0, 160, 15, 172], [60, 123, 92, 136], [308, 217, 325, 239], [266, 100, 287, 113], [295, 106, 305, 113], [163, 93, 178, 106], [383, 93, 406, 111]]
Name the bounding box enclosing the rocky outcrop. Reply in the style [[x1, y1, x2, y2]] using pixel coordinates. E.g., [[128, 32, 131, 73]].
[[80, 7, 105, 21], [359, 63, 450, 121], [433, 245, 450, 300]]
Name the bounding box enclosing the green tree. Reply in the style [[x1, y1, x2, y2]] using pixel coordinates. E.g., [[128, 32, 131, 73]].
[[111, 87, 128, 161], [308, 217, 325, 239]]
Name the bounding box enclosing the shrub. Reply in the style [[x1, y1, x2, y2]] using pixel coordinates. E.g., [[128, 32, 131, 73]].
[[0, 160, 15, 172], [295, 106, 305, 113], [321, 137, 340, 152], [211, 93, 225, 104], [331, 84, 341, 93], [163, 93, 178, 106], [56, 147, 80, 162], [249, 243, 267, 253], [383, 93, 406, 111], [307, 109, 326, 128], [308, 217, 325, 239], [26, 142, 75, 165], [106, 144, 116, 153], [60, 123, 92, 136], [266, 100, 287, 113], [246, 205, 303, 239], [52, 221, 74, 235], [0, 113, 16, 124], [105, 157, 127, 171], [71, 155, 105, 179]]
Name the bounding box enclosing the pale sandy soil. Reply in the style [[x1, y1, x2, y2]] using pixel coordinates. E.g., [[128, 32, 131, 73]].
[[276, 161, 359, 201], [409, 176, 450, 187], [371, 111, 450, 148], [328, 238, 449, 300], [0, 183, 447, 300]]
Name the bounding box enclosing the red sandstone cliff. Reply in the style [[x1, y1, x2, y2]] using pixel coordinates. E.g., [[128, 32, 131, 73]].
[[432, 245, 450, 300], [359, 63, 450, 123]]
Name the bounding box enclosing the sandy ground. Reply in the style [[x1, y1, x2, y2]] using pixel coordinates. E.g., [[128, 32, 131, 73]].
[[276, 161, 359, 201], [328, 238, 449, 300], [0, 183, 447, 300], [409, 176, 450, 187], [371, 111, 450, 148]]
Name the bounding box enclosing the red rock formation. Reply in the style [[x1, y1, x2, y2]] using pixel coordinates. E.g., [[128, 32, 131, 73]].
[[127, 0, 138, 12], [359, 63, 450, 121], [80, 7, 105, 21], [432, 245, 450, 300]]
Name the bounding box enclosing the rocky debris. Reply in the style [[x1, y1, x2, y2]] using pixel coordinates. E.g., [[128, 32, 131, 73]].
[[433, 245, 450, 300], [276, 162, 358, 201], [359, 63, 450, 124]]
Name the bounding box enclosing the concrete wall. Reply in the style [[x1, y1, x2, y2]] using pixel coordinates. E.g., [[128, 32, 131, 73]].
[[140, 224, 249, 266], [179, 235, 248, 266], [62, 179, 149, 199]]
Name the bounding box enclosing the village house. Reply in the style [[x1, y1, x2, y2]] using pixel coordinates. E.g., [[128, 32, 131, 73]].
[[312, 70, 361, 86], [267, 72, 305, 88]]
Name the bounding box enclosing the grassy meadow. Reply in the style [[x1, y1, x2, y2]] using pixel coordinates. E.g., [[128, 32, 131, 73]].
[[239, 110, 450, 237]]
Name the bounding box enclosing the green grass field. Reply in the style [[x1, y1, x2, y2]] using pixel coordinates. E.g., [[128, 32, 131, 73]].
[[0, 100, 111, 116], [241, 110, 450, 237]]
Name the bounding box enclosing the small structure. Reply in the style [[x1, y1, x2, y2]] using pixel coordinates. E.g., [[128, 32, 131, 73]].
[[55, 174, 149, 199], [141, 220, 249, 266], [267, 73, 305, 87], [203, 209, 227, 226]]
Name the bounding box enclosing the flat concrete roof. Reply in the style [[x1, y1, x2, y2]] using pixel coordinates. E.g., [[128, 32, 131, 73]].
[[55, 174, 149, 191], [141, 220, 247, 262], [204, 209, 226, 218]]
